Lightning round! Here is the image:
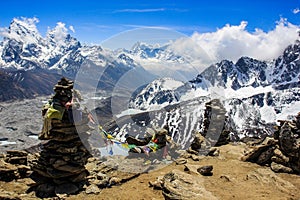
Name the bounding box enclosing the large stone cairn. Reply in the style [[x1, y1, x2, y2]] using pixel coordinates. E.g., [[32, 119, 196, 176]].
[[29, 77, 93, 198], [196, 99, 230, 149], [202, 99, 231, 146], [184, 99, 229, 158], [242, 112, 300, 174]]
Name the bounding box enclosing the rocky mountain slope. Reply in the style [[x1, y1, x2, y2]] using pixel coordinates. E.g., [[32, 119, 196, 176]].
[[0, 69, 62, 101], [112, 38, 300, 143], [129, 38, 300, 111]]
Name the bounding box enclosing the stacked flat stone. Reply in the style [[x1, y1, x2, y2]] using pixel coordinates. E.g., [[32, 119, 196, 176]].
[[30, 77, 92, 198], [242, 112, 300, 174], [202, 99, 230, 146], [0, 150, 31, 182]]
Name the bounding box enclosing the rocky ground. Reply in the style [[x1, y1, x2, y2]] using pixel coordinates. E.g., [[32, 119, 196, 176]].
[[0, 97, 48, 153], [0, 96, 299, 200], [0, 143, 299, 200]]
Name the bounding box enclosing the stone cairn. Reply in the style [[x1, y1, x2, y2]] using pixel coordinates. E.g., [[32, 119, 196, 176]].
[[201, 99, 231, 147], [186, 99, 230, 156], [0, 150, 31, 182], [29, 77, 93, 198], [241, 112, 300, 174]]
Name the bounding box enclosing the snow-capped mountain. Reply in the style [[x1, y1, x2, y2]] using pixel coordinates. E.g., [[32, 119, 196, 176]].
[[199, 58, 270, 90], [130, 42, 186, 63], [113, 42, 200, 81], [0, 18, 82, 73], [0, 18, 149, 101], [1, 17, 299, 144], [120, 37, 299, 142], [0, 18, 146, 76], [272, 39, 300, 85], [129, 78, 184, 110]]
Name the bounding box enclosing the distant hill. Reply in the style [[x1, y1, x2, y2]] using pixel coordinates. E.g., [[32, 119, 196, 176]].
[[0, 69, 63, 101]]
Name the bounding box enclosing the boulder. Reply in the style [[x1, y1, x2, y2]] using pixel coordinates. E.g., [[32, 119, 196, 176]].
[[157, 169, 218, 200]]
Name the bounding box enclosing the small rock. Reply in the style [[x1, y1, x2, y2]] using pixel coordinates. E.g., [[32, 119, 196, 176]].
[[271, 149, 289, 164], [191, 154, 202, 161], [220, 175, 231, 182], [197, 165, 213, 176], [5, 156, 27, 165], [148, 180, 163, 189], [0, 160, 18, 181], [174, 158, 187, 165], [189, 130, 206, 152], [96, 171, 107, 179], [160, 169, 218, 200], [85, 184, 100, 194], [184, 164, 200, 175], [208, 147, 220, 156], [17, 165, 31, 178], [109, 177, 122, 186], [35, 183, 56, 198], [55, 183, 79, 195], [271, 162, 293, 173], [186, 147, 199, 155]]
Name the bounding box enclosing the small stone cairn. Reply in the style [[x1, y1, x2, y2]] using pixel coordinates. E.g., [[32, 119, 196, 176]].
[[0, 150, 31, 182], [242, 112, 300, 174], [29, 77, 93, 198]]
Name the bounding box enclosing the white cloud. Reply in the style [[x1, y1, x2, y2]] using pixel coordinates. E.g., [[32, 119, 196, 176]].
[[47, 22, 68, 46], [170, 18, 299, 69], [69, 25, 75, 33], [113, 8, 188, 13], [114, 8, 166, 13], [293, 8, 300, 14]]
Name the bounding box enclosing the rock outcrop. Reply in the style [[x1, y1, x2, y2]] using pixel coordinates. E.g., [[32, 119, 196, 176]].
[[242, 112, 300, 174], [28, 78, 93, 198], [149, 169, 217, 200]]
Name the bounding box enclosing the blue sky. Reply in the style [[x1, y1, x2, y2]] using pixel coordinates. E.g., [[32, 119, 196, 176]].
[[0, 0, 299, 46]]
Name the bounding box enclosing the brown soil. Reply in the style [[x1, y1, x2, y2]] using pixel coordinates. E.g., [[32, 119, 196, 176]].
[[1, 143, 299, 200]]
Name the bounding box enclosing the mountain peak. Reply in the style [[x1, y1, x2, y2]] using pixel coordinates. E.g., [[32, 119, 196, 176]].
[[6, 17, 42, 43], [131, 42, 161, 51], [46, 22, 80, 48]]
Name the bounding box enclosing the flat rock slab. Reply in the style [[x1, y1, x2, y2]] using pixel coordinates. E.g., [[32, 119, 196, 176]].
[[246, 168, 297, 194], [160, 169, 218, 200]]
